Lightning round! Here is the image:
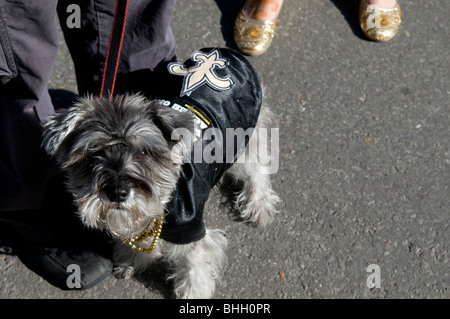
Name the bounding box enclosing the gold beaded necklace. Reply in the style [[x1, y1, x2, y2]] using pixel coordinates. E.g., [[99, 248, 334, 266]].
[[126, 215, 165, 254]]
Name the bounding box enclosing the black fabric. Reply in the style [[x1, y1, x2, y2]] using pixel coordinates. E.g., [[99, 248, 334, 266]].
[[150, 48, 262, 244], [57, 0, 177, 96]]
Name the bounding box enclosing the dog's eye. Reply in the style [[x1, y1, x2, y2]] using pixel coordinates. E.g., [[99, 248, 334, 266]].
[[135, 150, 149, 160]]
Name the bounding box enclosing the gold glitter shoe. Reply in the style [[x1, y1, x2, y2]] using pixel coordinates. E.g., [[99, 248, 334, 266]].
[[359, 1, 401, 42], [234, 2, 280, 56]]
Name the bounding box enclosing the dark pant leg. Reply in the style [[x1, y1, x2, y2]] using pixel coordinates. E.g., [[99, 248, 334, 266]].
[[0, 1, 82, 249], [0, 0, 59, 212], [56, 0, 177, 96]]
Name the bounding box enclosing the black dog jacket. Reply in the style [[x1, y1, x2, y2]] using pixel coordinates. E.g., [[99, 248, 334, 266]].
[[155, 48, 262, 244]]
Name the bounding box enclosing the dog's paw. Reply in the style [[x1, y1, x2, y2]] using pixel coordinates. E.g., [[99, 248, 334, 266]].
[[172, 276, 216, 299], [236, 190, 280, 227], [112, 265, 135, 280]]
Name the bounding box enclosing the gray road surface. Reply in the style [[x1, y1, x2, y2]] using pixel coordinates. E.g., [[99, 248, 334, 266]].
[[0, 0, 448, 299]]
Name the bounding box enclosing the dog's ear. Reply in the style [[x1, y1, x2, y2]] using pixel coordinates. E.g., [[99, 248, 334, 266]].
[[150, 102, 195, 147], [42, 99, 93, 159]]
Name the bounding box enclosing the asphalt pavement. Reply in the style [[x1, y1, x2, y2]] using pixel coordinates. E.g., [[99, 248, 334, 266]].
[[0, 0, 448, 299]]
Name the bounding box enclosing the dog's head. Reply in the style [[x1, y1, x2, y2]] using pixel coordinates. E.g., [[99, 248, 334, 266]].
[[43, 94, 194, 238]]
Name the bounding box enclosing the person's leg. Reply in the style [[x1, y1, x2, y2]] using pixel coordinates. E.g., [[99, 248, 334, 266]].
[[0, 1, 112, 290], [243, 0, 284, 21], [57, 0, 177, 96], [0, 1, 59, 212], [365, 0, 397, 8]]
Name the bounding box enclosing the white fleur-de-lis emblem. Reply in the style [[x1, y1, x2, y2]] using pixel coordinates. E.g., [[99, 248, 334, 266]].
[[168, 49, 234, 96]]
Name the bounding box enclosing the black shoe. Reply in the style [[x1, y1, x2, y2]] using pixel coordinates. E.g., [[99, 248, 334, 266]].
[[0, 198, 114, 291], [16, 246, 112, 290], [1, 175, 114, 290]]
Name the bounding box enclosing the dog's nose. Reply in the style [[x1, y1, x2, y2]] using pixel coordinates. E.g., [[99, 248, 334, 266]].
[[102, 184, 130, 203]]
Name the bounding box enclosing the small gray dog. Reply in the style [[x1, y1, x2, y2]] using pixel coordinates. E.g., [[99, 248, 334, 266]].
[[42, 48, 280, 298]]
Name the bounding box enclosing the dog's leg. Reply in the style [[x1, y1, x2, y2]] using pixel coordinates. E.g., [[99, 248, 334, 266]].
[[227, 161, 280, 227], [112, 241, 157, 280], [166, 229, 227, 299], [226, 106, 281, 227]]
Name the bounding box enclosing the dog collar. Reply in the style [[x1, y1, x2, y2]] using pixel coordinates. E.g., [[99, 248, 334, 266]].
[[125, 215, 165, 254]]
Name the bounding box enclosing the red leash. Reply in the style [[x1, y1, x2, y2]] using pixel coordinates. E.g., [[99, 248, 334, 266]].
[[99, 0, 130, 100]]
